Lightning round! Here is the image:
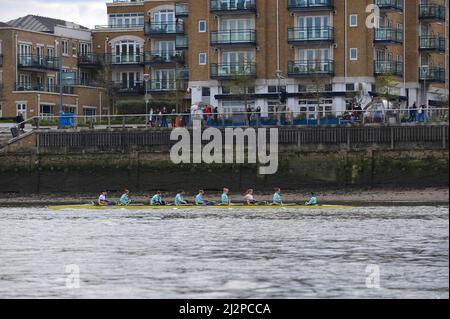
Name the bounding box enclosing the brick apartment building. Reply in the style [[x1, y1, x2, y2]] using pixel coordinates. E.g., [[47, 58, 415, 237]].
[[0, 16, 106, 119], [0, 0, 448, 120]]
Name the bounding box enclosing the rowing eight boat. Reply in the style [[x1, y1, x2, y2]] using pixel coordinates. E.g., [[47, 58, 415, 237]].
[[48, 204, 354, 210]]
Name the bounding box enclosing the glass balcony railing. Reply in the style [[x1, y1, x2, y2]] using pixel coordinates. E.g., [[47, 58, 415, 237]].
[[175, 3, 189, 17], [210, 29, 256, 46], [374, 0, 403, 11], [374, 28, 403, 44], [420, 67, 445, 82], [210, 0, 256, 14], [210, 63, 257, 79], [288, 27, 334, 43], [419, 4, 446, 21], [105, 54, 144, 65], [144, 51, 185, 64], [287, 0, 334, 11], [176, 35, 189, 49], [147, 80, 188, 92], [419, 36, 446, 52], [374, 61, 403, 76], [95, 23, 144, 30], [144, 21, 184, 36], [17, 55, 60, 70], [288, 60, 334, 77]]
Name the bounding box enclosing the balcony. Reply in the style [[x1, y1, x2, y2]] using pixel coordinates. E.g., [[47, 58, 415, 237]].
[[144, 21, 184, 37], [94, 23, 144, 30], [105, 54, 144, 66], [287, 0, 334, 11], [17, 55, 60, 71], [288, 60, 334, 77], [288, 27, 334, 44], [14, 83, 74, 94], [77, 54, 103, 68], [210, 0, 256, 14], [147, 80, 188, 93], [420, 67, 445, 83], [144, 51, 185, 65], [112, 82, 145, 96], [374, 61, 403, 77], [210, 63, 256, 80], [175, 3, 189, 17], [210, 29, 256, 47], [419, 36, 445, 52], [375, 0, 403, 12], [176, 35, 189, 50], [419, 4, 446, 22], [374, 27, 403, 44]]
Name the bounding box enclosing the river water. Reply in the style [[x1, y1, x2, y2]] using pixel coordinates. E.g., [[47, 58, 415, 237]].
[[0, 206, 448, 299]]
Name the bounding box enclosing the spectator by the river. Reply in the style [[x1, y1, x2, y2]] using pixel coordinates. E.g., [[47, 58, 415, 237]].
[[409, 102, 417, 122], [16, 113, 25, 131], [255, 105, 261, 126], [161, 107, 168, 127], [246, 106, 253, 126]]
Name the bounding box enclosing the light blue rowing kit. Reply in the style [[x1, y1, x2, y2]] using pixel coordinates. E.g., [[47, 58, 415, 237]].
[[306, 196, 318, 206], [273, 192, 282, 204], [119, 194, 131, 205], [195, 194, 205, 205], [151, 194, 163, 205], [221, 193, 230, 205], [175, 194, 187, 205]]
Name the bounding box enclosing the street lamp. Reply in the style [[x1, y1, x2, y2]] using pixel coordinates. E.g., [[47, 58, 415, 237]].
[[144, 73, 150, 127]]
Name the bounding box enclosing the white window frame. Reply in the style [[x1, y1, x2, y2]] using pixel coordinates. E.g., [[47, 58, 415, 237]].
[[199, 53, 207, 65], [350, 48, 358, 61], [198, 20, 207, 33], [61, 40, 69, 56], [349, 14, 358, 27]]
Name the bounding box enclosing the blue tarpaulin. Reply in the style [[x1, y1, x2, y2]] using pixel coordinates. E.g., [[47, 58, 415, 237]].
[[59, 112, 76, 128]]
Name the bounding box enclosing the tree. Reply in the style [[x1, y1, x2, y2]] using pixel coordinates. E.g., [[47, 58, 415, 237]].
[[375, 74, 398, 110]]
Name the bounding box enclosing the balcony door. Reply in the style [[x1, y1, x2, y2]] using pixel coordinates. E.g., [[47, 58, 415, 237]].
[[115, 41, 141, 63], [221, 18, 254, 42], [153, 10, 176, 32], [36, 46, 44, 66], [221, 51, 254, 76], [18, 43, 31, 65], [155, 41, 175, 60], [120, 72, 140, 89], [297, 48, 330, 72], [297, 16, 330, 39], [155, 69, 176, 90]]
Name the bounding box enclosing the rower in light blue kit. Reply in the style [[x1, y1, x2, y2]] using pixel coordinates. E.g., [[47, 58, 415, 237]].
[[150, 191, 165, 206], [175, 190, 188, 206], [118, 189, 131, 206], [220, 188, 230, 205], [272, 187, 283, 205], [305, 192, 318, 206]]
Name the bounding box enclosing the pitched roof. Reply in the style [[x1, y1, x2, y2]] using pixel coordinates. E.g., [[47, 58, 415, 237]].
[[7, 15, 87, 33], [0, 22, 10, 27]]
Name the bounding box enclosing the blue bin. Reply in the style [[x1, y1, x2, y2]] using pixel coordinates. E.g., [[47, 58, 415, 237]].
[[59, 112, 76, 128]]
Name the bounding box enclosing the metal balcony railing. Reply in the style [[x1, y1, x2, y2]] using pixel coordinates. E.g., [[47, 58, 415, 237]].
[[288, 27, 334, 43], [210, 29, 256, 46], [374, 61, 403, 76], [105, 54, 144, 65], [419, 36, 446, 52], [375, 0, 403, 11], [420, 67, 445, 82], [210, 0, 257, 14], [144, 21, 184, 36], [287, 0, 334, 11], [77, 54, 103, 67], [144, 51, 185, 65], [17, 55, 60, 70], [374, 28, 403, 44], [288, 60, 334, 77], [112, 81, 145, 95], [14, 83, 74, 94], [419, 4, 446, 21], [210, 63, 257, 79]]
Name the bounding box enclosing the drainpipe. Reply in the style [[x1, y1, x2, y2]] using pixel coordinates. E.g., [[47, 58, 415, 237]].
[[344, 0, 348, 81], [403, 3, 406, 97], [14, 33, 18, 86], [276, 0, 280, 75]]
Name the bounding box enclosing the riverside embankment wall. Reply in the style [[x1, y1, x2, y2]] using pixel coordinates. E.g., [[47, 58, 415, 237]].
[[0, 126, 448, 194]]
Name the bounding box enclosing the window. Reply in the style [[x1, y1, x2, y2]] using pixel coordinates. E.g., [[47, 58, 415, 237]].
[[198, 20, 206, 32], [346, 83, 355, 91], [199, 53, 207, 65], [350, 14, 358, 27], [61, 40, 68, 55], [16, 103, 27, 119], [72, 43, 77, 56], [202, 87, 210, 97], [350, 48, 358, 60], [108, 13, 144, 28]]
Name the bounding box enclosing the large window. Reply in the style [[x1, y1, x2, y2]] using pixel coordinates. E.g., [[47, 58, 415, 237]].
[[113, 40, 143, 63], [108, 13, 144, 28]]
